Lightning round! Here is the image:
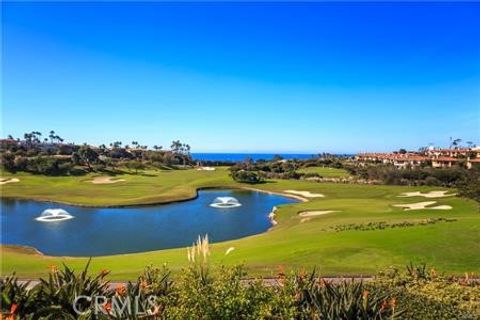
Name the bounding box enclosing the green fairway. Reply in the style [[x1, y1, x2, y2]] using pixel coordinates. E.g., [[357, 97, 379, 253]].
[[1, 168, 479, 279], [297, 166, 350, 178]]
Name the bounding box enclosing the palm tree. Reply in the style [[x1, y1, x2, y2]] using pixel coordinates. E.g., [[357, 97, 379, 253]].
[[49, 130, 56, 143], [452, 138, 462, 149]]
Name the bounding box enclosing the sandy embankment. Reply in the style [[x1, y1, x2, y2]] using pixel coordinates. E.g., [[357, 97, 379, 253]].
[[0, 177, 20, 185], [284, 190, 325, 198], [393, 201, 452, 211], [90, 176, 126, 184], [298, 210, 339, 223], [398, 191, 456, 198]]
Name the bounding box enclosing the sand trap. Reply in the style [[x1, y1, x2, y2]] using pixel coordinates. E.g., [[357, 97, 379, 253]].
[[393, 201, 452, 211], [298, 210, 338, 217], [398, 191, 456, 198], [0, 177, 20, 185], [90, 176, 126, 184], [284, 190, 325, 198], [430, 205, 453, 210], [197, 166, 215, 171], [300, 218, 311, 223]]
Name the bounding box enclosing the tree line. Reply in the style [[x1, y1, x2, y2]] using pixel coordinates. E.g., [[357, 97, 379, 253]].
[[1, 131, 193, 175]]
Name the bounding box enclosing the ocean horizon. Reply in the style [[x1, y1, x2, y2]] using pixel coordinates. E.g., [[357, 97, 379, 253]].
[[191, 153, 353, 162]]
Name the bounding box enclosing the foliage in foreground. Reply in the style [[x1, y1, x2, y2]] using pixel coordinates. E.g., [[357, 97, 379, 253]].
[[1, 241, 479, 319]]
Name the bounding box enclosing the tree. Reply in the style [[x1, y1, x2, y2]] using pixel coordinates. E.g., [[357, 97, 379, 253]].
[[170, 140, 182, 153], [170, 140, 191, 166], [49, 130, 56, 144], [110, 141, 123, 149], [452, 139, 462, 148], [125, 160, 145, 174], [1, 152, 16, 172], [77, 146, 99, 171]]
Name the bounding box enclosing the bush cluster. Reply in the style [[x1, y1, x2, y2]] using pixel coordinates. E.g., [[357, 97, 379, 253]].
[[330, 218, 457, 232], [1, 261, 479, 320], [346, 165, 480, 202]]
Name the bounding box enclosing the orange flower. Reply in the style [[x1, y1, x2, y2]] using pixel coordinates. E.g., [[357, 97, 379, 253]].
[[319, 278, 327, 287], [115, 284, 126, 296], [104, 302, 112, 313], [362, 290, 369, 299], [140, 280, 149, 291], [10, 304, 18, 314], [390, 298, 397, 309], [430, 268, 437, 278], [380, 299, 389, 311]]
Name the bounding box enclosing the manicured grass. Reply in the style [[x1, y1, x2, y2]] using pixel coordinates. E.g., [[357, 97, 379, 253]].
[[0, 168, 237, 206], [1, 169, 479, 279], [297, 166, 350, 178]]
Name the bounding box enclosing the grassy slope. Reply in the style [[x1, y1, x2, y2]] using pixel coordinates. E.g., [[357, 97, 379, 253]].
[[297, 166, 350, 178], [1, 169, 479, 279]]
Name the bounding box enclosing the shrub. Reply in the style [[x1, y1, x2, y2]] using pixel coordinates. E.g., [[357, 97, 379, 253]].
[[376, 264, 480, 319], [230, 169, 265, 184], [287, 270, 402, 319], [2, 261, 479, 319], [34, 260, 110, 319]]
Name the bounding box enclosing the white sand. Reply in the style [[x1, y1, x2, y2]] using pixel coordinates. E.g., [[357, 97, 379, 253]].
[[300, 218, 311, 223], [430, 205, 453, 210], [298, 210, 338, 217], [197, 166, 216, 171], [0, 177, 20, 185], [90, 176, 126, 184], [284, 190, 325, 198], [398, 191, 456, 198], [393, 201, 452, 211]]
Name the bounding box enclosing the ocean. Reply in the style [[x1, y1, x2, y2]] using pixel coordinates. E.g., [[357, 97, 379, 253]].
[[192, 153, 319, 162]]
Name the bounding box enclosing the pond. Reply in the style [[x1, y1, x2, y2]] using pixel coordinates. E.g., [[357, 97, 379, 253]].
[[0, 189, 297, 256]]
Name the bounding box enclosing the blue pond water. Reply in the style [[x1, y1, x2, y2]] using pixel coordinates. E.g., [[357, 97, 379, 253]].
[[0, 189, 297, 256]]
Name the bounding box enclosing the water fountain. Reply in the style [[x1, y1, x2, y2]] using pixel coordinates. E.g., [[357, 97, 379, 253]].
[[35, 208, 74, 222], [210, 196, 242, 208]]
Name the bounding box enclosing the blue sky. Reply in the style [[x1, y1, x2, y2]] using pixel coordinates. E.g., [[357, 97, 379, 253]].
[[2, 2, 479, 153]]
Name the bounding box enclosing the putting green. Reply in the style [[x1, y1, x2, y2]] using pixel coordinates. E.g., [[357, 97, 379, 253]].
[[1, 168, 479, 279]]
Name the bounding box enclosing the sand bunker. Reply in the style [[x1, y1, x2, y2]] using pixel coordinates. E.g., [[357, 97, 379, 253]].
[[300, 218, 311, 223], [0, 178, 20, 185], [284, 190, 325, 198], [398, 191, 456, 198], [298, 210, 338, 217], [393, 201, 452, 211], [90, 176, 126, 184], [197, 166, 216, 171]]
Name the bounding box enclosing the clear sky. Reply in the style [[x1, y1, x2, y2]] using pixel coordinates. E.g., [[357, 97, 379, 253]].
[[2, 2, 479, 153]]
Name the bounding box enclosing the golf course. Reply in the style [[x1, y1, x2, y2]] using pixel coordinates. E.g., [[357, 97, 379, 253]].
[[1, 167, 479, 280]]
